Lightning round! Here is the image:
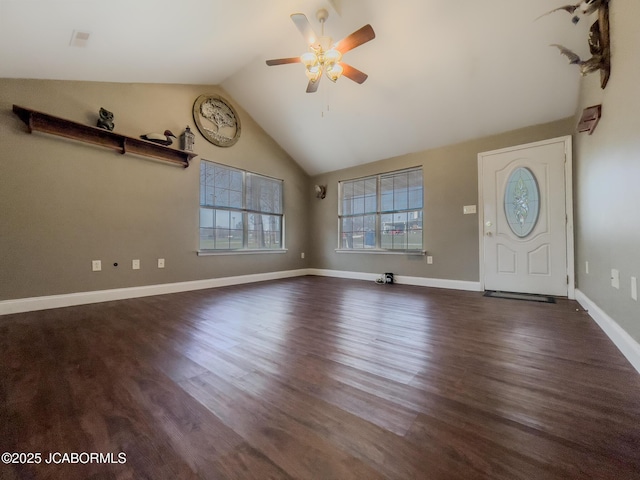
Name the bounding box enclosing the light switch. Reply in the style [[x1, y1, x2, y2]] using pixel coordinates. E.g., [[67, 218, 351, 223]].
[[611, 269, 619, 289], [632, 277, 637, 301], [463, 205, 477, 215]]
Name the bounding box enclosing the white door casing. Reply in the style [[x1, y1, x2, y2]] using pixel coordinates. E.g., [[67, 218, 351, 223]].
[[478, 136, 574, 297]]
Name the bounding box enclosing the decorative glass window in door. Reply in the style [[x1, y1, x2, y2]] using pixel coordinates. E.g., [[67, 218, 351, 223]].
[[504, 167, 540, 237]]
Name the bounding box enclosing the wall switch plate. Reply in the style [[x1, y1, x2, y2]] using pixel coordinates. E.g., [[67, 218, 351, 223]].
[[585, 261, 589, 274], [301, 252, 305, 259], [611, 269, 620, 289], [427, 256, 433, 264], [157, 258, 165, 268], [132, 259, 140, 270], [463, 205, 477, 215], [632, 277, 637, 301], [92, 260, 101, 272]]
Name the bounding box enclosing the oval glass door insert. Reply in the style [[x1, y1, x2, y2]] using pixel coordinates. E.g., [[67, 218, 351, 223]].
[[504, 167, 540, 237]]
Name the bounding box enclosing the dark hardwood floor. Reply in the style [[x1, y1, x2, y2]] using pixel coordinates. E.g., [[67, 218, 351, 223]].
[[1, 276, 640, 479]]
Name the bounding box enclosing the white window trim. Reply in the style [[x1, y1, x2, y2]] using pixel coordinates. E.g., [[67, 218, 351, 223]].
[[335, 249, 425, 255], [198, 249, 288, 256]]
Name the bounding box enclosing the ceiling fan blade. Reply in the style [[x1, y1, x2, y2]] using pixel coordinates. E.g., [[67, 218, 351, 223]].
[[340, 63, 368, 84], [291, 13, 318, 46], [306, 76, 321, 93], [266, 57, 301, 66], [334, 24, 375, 54]]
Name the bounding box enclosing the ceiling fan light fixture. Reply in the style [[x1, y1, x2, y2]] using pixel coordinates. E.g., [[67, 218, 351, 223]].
[[305, 65, 322, 82], [301, 51, 318, 67], [324, 48, 342, 63], [325, 63, 343, 82]]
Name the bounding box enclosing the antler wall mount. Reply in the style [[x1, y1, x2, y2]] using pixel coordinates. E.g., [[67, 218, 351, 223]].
[[266, 9, 375, 93], [542, 0, 610, 89]]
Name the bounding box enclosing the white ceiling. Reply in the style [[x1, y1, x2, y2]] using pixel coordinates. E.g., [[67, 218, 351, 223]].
[[0, 0, 590, 175]]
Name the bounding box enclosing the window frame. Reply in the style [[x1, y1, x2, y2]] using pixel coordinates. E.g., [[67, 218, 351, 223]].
[[337, 167, 424, 254], [199, 160, 285, 254]]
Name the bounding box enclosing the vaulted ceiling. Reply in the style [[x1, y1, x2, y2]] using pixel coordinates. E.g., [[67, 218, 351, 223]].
[[0, 0, 590, 175]]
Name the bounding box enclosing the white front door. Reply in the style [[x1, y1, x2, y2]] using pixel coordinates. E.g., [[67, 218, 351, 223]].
[[478, 137, 573, 296]]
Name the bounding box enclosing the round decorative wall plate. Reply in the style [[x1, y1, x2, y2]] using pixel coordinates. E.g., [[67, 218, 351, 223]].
[[193, 94, 241, 147]]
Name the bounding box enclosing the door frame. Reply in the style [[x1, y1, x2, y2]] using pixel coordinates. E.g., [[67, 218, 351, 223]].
[[477, 135, 575, 299]]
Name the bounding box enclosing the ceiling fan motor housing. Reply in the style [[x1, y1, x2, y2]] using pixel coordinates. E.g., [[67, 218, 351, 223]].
[[316, 8, 329, 24]]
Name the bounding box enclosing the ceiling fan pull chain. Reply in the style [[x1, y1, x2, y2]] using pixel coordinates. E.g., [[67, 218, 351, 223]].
[[325, 85, 330, 114], [320, 84, 331, 118]]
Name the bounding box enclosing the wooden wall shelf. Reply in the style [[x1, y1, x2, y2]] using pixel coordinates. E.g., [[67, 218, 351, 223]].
[[13, 105, 197, 168]]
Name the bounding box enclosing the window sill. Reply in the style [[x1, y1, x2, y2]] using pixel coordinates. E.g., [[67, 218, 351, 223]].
[[198, 249, 288, 256], [335, 249, 426, 255]]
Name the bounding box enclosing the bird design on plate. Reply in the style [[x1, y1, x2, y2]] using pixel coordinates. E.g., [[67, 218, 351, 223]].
[[140, 130, 176, 146]]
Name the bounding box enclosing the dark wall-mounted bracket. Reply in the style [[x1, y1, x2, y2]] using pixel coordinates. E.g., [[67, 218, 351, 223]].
[[577, 104, 602, 134]]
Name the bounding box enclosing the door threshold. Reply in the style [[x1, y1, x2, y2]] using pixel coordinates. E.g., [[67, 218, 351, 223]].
[[483, 291, 556, 303]]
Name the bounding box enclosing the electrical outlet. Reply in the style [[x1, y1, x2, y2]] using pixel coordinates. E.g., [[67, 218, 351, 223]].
[[427, 256, 433, 264], [463, 205, 477, 214], [92, 260, 101, 272], [158, 258, 165, 268], [611, 269, 619, 289], [632, 277, 637, 301], [132, 259, 140, 270]]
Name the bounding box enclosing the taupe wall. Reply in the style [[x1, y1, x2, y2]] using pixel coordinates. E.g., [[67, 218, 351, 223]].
[[309, 118, 574, 280], [573, 0, 640, 342], [0, 80, 310, 301], [0, 78, 581, 304]]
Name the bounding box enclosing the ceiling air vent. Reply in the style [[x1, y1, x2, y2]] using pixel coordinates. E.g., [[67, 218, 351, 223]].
[[69, 30, 91, 47]]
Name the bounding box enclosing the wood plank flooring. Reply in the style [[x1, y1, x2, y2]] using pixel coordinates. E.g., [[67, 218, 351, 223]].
[[1, 276, 640, 479]]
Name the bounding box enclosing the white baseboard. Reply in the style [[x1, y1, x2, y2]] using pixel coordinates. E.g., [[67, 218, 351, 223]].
[[395, 275, 482, 291], [0, 269, 310, 315], [0, 268, 481, 316], [307, 269, 379, 282], [307, 269, 482, 291], [575, 289, 640, 374]]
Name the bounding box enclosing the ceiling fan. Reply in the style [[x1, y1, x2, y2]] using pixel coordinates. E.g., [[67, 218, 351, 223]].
[[266, 8, 375, 93]]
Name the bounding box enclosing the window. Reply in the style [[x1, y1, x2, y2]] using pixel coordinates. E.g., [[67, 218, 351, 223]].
[[339, 167, 423, 251], [200, 160, 283, 251]]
